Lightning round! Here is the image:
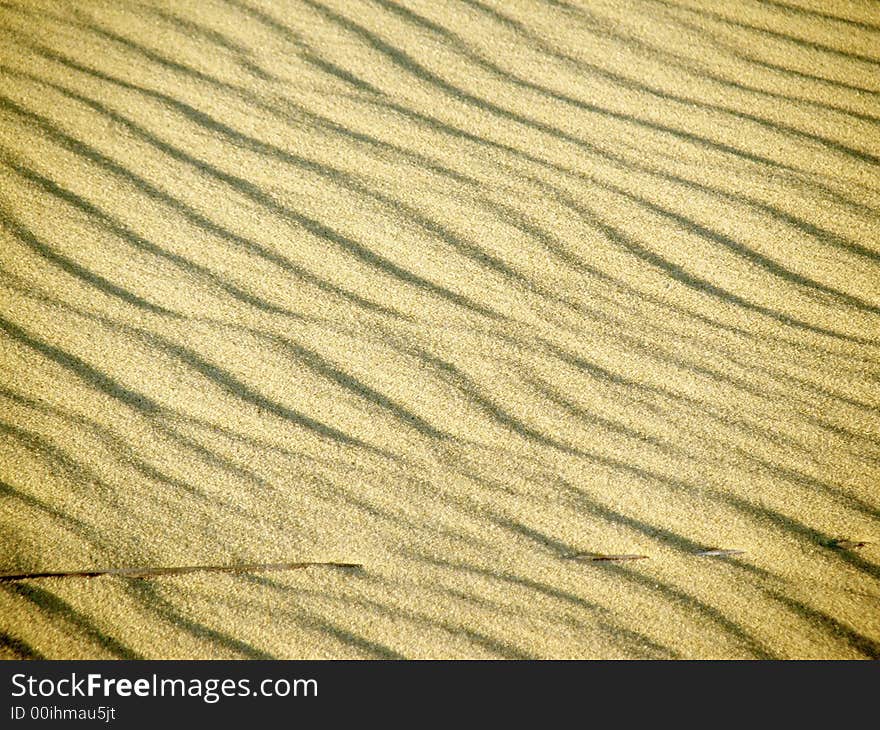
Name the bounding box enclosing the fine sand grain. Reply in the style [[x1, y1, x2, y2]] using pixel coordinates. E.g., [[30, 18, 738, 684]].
[[1, 0, 879, 659]]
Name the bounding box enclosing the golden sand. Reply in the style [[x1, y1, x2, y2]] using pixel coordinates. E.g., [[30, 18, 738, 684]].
[[0, 0, 878, 659]]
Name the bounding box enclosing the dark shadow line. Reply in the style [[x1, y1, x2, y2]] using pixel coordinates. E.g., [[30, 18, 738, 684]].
[[640, 2, 880, 99], [656, 0, 880, 67], [122, 578, 274, 659], [381, 0, 880, 168], [721, 494, 880, 582], [128, 1, 281, 82], [0, 477, 107, 549], [0, 631, 46, 659], [0, 199, 178, 318], [2, 41, 553, 311], [544, 185, 879, 346], [3, 582, 142, 659], [0, 80, 403, 320], [757, 0, 880, 34], [297, 0, 846, 185], [242, 574, 406, 659], [0, 147, 316, 322], [0, 50, 502, 320], [0, 314, 161, 414], [488, 0, 880, 125], [599, 178, 880, 316], [768, 591, 880, 659], [491, 515, 775, 658]]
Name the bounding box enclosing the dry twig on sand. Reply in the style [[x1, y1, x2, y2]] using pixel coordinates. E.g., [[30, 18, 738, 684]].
[[0, 562, 363, 582]]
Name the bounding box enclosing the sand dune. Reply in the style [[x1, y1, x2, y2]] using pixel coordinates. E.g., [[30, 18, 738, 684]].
[[0, 0, 878, 659]]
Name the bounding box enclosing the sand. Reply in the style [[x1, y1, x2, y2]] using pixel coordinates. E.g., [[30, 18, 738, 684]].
[[0, 0, 878, 659]]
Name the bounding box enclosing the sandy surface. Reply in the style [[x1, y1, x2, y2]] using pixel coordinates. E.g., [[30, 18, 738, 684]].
[[0, 0, 878, 659]]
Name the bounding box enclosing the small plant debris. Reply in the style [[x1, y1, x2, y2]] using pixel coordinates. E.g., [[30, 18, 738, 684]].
[[0, 561, 363, 582], [824, 539, 870, 550], [569, 553, 649, 562], [696, 548, 745, 557]]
